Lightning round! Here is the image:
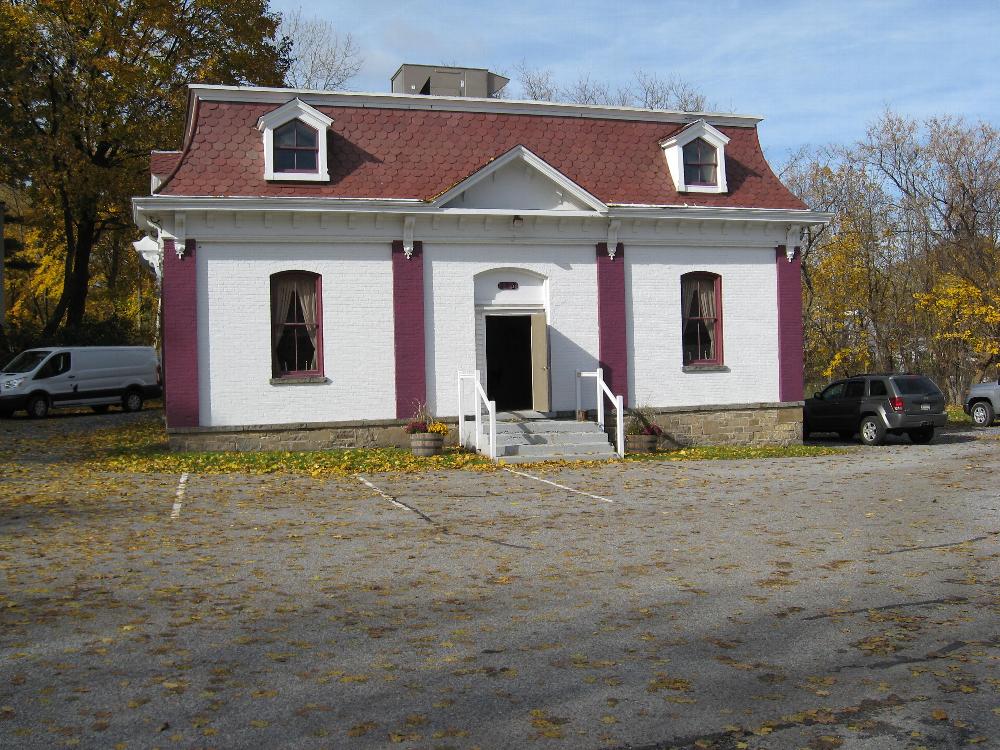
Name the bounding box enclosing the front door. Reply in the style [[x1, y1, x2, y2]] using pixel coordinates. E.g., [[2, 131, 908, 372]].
[[529, 312, 550, 412], [485, 315, 534, 411]]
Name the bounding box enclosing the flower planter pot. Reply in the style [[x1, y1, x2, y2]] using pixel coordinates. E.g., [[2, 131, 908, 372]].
[[410, 433, 444, 456], [625, 434, 658, 453]]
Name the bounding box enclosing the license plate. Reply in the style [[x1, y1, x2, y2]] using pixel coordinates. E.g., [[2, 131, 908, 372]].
[[920, 403, 931, 411]]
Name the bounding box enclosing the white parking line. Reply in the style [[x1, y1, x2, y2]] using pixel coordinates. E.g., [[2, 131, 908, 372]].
[[170, 472, 189, 518], [503, 467, 614, 504], [356, 475, 411, 512]]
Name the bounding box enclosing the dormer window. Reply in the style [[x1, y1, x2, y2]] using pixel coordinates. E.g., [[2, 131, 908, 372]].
[[660, 120, 730, 194], [683, 138, 717, 186], [274, 121, 318, 172], [257, 98, 332, 182]]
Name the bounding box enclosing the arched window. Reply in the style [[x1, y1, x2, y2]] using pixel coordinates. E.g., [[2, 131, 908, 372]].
[[271, 271, 322, 378], [681, 272, 723, 366], [273, 120, 319, 173], [682, 138, 718, 186]]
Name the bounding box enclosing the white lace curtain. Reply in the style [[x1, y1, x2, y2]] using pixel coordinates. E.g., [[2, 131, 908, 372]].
[[682, 276, 716, 353], [271, 274, 319, 352]]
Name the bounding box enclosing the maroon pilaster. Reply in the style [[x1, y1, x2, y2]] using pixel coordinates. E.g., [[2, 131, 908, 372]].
[[161, 238, 200, 427], [776, 245, 804, 402], [392, 240, 426, 419], [596, 242, 628, 406]]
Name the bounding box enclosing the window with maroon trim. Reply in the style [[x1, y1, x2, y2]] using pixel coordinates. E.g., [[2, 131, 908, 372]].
[[270, 271, 322, 377], [682, 138, 718, 186], [681, 272, 723, 366], [273, 121, 318, 173]]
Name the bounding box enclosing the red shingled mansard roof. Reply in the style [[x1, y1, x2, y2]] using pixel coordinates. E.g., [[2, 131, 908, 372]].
[[155, 98, 806, 210], [150, 150, 182, 176]]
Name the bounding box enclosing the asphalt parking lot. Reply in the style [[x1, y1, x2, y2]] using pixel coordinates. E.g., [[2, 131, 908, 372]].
[[1, 411, 998, 749]]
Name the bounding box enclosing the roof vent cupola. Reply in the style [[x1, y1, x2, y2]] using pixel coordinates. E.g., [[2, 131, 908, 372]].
[[391, 64, 509, 98]]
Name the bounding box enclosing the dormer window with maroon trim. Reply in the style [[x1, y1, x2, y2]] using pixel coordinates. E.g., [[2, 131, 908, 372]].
[[271, 271, 323, 378], [660, 119, 730, 194], [257, 98, 332, 182], [683, 138, 718, 186], [274, 121, 319, 172], [681, 272, 723, 366]]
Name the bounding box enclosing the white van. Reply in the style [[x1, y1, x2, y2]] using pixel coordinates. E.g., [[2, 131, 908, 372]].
[[0, 346, 162, 418]]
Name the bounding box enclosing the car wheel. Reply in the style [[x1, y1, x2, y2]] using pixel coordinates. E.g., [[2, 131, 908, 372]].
[[838, 431, 854, 441], [858, 416, 885, 446], [908, 427, 934, 444], [970, 401, 995, 427], [27, 394, 49, 419], [91, 405, 111, 414], [122, 389, 143, 413]]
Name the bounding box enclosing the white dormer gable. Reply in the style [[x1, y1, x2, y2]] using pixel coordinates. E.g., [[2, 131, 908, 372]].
[[659, 120, 730, 194], [434, 146, 607, 212], [256, 98, 333, 182]]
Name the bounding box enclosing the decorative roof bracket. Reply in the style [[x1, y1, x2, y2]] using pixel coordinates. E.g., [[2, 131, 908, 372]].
[[785, 225, 801, 262], [402, 215, 415, 259], [607, 219, 621, 259]]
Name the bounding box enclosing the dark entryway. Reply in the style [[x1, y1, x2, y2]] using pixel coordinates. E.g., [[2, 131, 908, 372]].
[[486, 315, 533, 411]]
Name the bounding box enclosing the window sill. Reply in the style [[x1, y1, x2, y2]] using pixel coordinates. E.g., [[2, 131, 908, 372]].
[[682, 364, 730, 373], [270, 376, 330, 385], [677, 183, 728, 194], [264, 171, 330, 182]]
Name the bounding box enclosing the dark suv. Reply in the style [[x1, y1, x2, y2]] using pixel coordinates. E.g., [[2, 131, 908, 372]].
[[804, 374, 946, 445]]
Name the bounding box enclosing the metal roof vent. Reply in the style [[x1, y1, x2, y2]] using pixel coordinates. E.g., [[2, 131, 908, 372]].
[[390, 64, 509, 98]]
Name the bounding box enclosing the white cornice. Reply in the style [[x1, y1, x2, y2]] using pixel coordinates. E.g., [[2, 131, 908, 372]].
[[187, 84, 763, 128], [133, 195, 832, 227]]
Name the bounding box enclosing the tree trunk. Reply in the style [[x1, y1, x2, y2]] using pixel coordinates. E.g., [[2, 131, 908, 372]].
[[65, 217, 96, 329], [42, 196, 98, 337]]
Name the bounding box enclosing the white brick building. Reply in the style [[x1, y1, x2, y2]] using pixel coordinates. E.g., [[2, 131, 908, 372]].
[[134, 67, 828, 454]]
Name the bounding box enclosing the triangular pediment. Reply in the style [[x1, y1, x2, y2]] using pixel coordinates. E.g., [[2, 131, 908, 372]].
[[256, 98, 333, 132], [434, 146, 607, 212]]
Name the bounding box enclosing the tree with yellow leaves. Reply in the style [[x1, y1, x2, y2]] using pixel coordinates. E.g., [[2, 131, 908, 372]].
[[784, 112, 1000, 401], [0, 0, 289, 341]]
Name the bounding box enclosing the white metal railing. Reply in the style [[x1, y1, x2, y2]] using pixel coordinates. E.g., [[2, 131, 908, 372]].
[[576, 367, 625, 457], [457, 370, 497, 460]]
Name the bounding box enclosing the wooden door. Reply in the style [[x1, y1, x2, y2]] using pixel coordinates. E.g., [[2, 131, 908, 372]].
[[530, 313, 550, 412]]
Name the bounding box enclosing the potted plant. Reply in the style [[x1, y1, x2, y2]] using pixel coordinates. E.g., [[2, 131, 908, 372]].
[[406, 405, 449, 456], [625, 406, 663, 453]]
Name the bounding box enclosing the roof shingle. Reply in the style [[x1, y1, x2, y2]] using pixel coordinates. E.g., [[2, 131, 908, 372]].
[[158, 100, 806, 210]]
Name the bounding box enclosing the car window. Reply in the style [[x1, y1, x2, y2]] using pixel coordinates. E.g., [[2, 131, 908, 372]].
[[892, 376, 941, 395], [869, 379, 888, 397], [821, 382, 845, 400], [3, 350, 50, 373], [845, 380, 865, 398], [35, 352, 71, 379]]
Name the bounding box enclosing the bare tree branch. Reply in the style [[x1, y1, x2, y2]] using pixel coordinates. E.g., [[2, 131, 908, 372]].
[[279, 7, 362, 90], [512, 63, 710, 112]]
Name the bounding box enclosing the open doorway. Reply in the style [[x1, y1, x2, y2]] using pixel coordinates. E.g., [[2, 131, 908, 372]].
[[485, 315, 533, 411]]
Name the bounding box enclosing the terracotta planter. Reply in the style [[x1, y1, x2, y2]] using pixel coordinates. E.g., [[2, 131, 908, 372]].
[[625, 434, 658, 453], [410, 433, 444, 456]]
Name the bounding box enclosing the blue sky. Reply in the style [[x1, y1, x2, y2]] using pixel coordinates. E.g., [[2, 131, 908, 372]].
[[270, 0, 999, 163]]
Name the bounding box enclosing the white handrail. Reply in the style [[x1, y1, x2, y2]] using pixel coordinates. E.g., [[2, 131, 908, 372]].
[[457, 370, 497, 460], [576, 367, 625, 457]]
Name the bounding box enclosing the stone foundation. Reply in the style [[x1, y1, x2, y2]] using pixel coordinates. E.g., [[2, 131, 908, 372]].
[[167, 402, 802, 452], [643, 401, 803, 448], [167, 418, 459, 452]]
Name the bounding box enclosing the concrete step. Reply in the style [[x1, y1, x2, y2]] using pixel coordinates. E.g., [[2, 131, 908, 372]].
[[493, 420, 607, 435], [502, 442, 617, 457], [494, 432, 612, 447], [470, 418, 617, 462], [501, 449, 618, 464]]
